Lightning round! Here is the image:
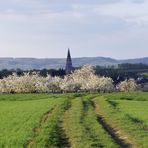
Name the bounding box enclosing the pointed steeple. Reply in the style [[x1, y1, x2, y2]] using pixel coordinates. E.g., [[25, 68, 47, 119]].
[[67, 49, 71, 59], [65, 49, 73, 74]]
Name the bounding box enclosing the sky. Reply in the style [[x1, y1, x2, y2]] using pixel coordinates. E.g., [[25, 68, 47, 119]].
[[0, 0, 148, 59]]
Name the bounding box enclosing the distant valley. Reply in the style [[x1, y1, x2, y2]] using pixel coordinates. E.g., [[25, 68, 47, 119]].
[[0, 57, 148, 70]]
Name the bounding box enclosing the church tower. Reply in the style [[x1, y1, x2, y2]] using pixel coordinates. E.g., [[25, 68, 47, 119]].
[[65, 49, 73, 74]]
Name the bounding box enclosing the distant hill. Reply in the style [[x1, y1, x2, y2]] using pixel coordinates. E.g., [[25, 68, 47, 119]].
[[0, 57, 147, 70]]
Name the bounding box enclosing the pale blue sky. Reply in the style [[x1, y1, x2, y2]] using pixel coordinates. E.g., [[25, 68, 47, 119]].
[[0, 0, 148, 59]]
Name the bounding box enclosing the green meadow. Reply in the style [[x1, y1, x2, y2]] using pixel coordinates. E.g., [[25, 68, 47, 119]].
[[0, 92, 148, 148]]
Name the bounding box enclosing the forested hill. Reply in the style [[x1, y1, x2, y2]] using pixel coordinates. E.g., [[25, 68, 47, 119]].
[[0, 57, 147, 70]]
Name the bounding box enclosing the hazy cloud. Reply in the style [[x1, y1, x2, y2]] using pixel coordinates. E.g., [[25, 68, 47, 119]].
[[0, 0, 148, 59]]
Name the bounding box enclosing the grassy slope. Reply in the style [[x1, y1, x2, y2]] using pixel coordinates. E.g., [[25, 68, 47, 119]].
[[0, 92, 148, 147]]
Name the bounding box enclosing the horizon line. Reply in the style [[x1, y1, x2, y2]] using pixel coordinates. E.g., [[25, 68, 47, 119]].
[[0, 56, 147, 61]]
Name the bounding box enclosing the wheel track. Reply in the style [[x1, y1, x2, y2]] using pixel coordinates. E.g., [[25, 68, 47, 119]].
[[25, 101, 71, 148], [60, 114, 71, 148], [58, 101, 71, 148], [25, 109, 53, 148], [92, 99, 135, 148]]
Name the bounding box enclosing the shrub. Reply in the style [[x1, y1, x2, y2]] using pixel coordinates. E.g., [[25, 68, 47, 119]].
[[118, 79, 138, 92]]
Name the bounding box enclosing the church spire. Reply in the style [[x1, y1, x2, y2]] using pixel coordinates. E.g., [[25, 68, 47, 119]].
[[65, 48, 73, 74]]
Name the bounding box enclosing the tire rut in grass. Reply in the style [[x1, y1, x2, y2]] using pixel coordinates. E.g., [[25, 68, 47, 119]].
[[58, 119, 71, 148], [82, 99, 105, 147], [62, 107, 72, 147], [62, 98, 93, 147], [57, 102, 71, 148], [45, 118, 71, 148], [92, 100, 132, 148], [26, 101, 71, 148], [62, 97, 122, 147], [25, 109, 53, 148]]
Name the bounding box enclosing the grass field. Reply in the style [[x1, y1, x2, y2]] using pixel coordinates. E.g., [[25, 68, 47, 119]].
[[0, 92, 148, 148]]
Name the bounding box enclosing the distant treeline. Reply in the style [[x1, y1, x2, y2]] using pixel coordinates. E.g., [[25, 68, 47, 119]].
[[95, 63, 148, 84], [0, 69, 65, 79], [0, 63, 148, 84]]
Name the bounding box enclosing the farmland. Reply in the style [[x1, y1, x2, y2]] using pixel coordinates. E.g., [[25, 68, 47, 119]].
[[0, 92, 148, 148]]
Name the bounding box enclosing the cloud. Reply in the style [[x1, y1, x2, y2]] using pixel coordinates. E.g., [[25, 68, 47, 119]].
[[0, 0, 148, 58], [93, 0, 148, 27]]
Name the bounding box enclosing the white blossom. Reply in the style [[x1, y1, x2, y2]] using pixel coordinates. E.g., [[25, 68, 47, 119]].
[[0, 65, 115, 93], [118, 79, 138, 92]]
